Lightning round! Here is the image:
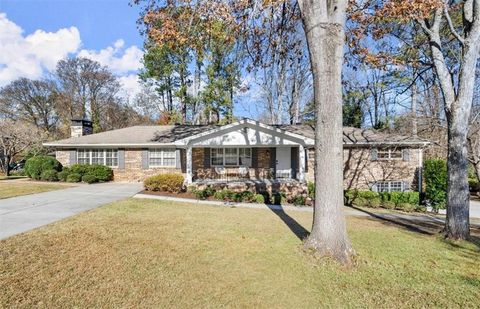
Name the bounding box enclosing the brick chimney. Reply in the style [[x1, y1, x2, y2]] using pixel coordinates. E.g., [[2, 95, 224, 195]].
[[71, 119, 93, 137]]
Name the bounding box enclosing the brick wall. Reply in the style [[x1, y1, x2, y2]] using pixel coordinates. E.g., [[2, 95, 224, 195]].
[[305, 146, 421, 191], [55, 150, 70, 166], [56, 149, 184, 182]]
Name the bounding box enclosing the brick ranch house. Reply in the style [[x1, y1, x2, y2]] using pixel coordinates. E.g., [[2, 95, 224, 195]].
[[44, 118, 429, 195]]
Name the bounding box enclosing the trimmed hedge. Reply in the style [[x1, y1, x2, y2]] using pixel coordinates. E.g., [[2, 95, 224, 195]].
[[25, 156, 62, 180], [82, 174, 98, 184], [144, 173, 184, 193], [424, 159, 447, 210], [57, 164, 114, 183], [345, 189, 421, 212]]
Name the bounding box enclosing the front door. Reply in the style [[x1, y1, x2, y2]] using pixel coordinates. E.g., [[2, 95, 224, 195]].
[[276, 147, 291, 178]]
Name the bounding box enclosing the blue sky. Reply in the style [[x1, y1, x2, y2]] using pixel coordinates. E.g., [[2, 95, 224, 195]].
[[0, 0, 143, 50]]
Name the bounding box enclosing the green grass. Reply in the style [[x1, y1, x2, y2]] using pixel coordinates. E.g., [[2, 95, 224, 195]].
[[1, 199, 479, 308], [0, 182, 70, 199]]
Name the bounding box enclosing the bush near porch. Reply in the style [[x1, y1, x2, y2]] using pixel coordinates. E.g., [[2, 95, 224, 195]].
[[144, 174, 185, 193]]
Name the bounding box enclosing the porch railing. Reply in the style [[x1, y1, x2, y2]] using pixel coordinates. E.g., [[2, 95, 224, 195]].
[[194, 167, 295, 182]]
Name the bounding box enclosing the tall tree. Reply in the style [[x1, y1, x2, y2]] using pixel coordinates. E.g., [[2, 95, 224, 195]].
[[56, 57, 121, 133], [297, 0, 354, 263], [0, 78, 59, 135]]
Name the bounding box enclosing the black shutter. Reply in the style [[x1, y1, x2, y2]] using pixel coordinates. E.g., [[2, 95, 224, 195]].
[[269, 147, 276, 176], [251, 148, 258, 168], [291, 147, 298, 179], [204, 148, 211, 168]]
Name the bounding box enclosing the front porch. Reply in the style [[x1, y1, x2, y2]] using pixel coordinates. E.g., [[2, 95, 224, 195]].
[[185, 146, 307, 184]]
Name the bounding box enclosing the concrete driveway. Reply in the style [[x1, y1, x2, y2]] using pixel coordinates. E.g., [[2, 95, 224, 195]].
[[0, 182, 142, 240]]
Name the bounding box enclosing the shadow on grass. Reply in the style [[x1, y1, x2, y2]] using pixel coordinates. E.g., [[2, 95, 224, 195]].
[[268, 206, 310, 241], [348, 205, 480, 250]]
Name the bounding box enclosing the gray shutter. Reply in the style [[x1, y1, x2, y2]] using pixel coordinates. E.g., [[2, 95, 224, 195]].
[[175, 149, 182, 169], [251, 148, 258, 168], [118, 149, 125, 170], [403, 181, 410, 192], [69, 150, 77, 165], [371, 182, 378, 192], [142, 149, 149, 170], [291, 147, 298, 179], [371, 148, 378, 161], [402, 148, 410, 161], [204, 148, 211, 168]]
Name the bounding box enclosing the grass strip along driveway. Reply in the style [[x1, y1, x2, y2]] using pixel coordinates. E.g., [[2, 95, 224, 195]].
[[0, 181, 70, 199], [1, 198, 479, 308]]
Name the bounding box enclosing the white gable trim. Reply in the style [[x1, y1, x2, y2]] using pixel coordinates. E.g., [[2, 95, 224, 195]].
[[174, 118, 314, 146]]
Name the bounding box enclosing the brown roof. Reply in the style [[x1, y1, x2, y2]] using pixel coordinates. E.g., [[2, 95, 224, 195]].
[[44, 123, 428, 147], [275, 124, 428, 145]]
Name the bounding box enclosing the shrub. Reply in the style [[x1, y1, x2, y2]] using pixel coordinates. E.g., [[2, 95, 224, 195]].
[[69, 164, 114, 182], [24, 156, 62, 180], [86, 165, 113, 182], [234, 191, 255, 203], [144, 173, 184, 193], [193, 187, 216, 200], [469, 178, 480, 192], [291, 195, 306, 206], [353, 197, 369, 207], [82, 174, 98, 184], [307, 182, 315, 199], [58, 168, 70, 182], [66, 173, 82, 183], [369, 197, 382, 208], [40, 169, 58, 182], [344, 190, 358, 206], [213, 189, 235, 201], [397, 203, 416, 212], [424, 159, 447, 210], [254, 194, 265, 204], [383, 201, 396, 209]]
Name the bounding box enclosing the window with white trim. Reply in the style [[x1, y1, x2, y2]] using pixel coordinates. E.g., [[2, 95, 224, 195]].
[[149, 148, 176, 167], [210, 148, 252, 167], [377, 148, 403, 160], [374, 181, 404, 192], [76, 149, 118, 167]]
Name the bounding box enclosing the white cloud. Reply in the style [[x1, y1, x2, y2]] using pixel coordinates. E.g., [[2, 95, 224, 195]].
[[0, 13, 81, 86], [118, 74, 143, 100], [78, 39, 143, 75]]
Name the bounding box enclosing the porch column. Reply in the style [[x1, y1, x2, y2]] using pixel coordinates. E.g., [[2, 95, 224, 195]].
[[186, 146, 193, 184], [298, 145, 305, 182]]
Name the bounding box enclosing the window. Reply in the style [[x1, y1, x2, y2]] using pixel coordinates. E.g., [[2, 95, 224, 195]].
[[239, 148, 251, 166], [210, 148, 252, 167], [224, 148, 238, 166], [377, 148, 403, 160], [149, 148, 176, 167], [77, 149, 90, 165], [211, 148, 224, 165], [374, 181, 404, 192], [76, 149, 118, 167]]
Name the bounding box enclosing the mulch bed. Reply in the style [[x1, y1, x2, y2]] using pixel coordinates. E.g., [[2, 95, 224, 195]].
[[140, 190, 216, 201]]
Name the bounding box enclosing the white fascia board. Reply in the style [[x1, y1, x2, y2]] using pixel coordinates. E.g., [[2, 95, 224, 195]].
[[175, 118, 314, 146], [42, 143, 177, 148]]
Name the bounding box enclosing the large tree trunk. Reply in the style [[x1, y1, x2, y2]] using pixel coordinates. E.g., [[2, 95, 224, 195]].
[[299, 0, 354, 264], [445, 113, 470, 239]]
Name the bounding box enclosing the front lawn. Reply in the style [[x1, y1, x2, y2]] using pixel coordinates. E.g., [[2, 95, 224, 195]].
[[0, 182, 70, 199], [1, 199, 479, 307]]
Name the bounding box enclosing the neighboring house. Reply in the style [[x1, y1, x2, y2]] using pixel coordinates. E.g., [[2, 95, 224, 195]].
[[44, 118, 429, 195]]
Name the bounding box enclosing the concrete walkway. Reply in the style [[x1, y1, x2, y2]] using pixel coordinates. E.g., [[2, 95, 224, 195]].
[[0, 182, 143, 240]]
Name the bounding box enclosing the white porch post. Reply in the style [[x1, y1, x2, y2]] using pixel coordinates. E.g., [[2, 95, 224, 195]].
[[186, 146, 193, 184], [298, 145, 305, 182]]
